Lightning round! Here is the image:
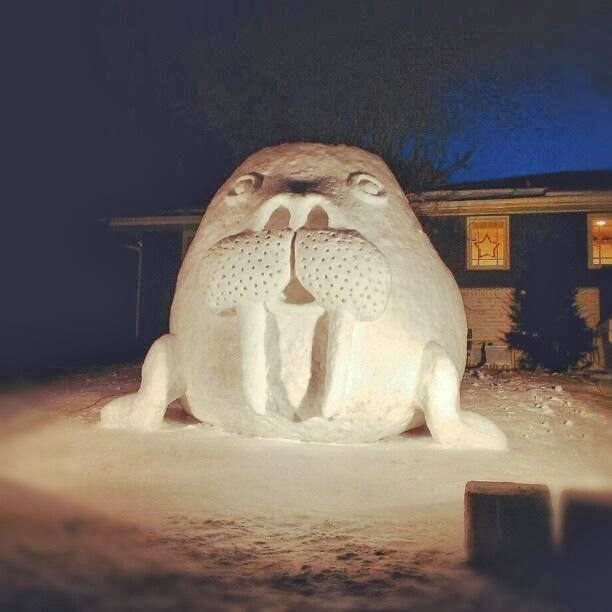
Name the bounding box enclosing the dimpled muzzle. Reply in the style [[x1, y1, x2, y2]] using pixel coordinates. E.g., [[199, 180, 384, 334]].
[[294, 229, 390, 321], [202, 229, 391, 318], [202, 230, 293, 309]]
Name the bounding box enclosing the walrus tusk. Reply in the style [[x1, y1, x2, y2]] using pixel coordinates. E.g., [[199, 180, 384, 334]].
[[321, 309, 355, 418], [236, 302, 268, 415]]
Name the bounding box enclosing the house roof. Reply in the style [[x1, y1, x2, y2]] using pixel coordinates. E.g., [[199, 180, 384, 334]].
[[411, 170, 612, 216], [411, 190, 612, 217]]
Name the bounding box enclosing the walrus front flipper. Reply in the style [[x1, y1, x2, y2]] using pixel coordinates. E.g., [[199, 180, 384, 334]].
[[418, 341, 507, 450], [101, 334, 185, 430]]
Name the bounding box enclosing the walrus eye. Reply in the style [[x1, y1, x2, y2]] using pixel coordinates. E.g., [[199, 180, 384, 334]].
[[228, 173, 263, 197], [348, 173, 387, 202]]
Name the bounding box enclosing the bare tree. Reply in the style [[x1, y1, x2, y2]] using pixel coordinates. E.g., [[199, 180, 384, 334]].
[[181, 3, 477, 190], [95, 1, 609, 190]]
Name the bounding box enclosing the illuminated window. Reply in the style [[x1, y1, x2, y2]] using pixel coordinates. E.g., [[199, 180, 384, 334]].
[[466, 216, 510, 270], [588, 214, 612, 268]]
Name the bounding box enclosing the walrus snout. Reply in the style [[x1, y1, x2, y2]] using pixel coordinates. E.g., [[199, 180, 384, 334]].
[[201, 228, 391, 320]]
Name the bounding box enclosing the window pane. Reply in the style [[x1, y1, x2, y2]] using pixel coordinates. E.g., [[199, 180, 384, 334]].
[[468, 217, 507, 269], [591, 216, 612, 267]]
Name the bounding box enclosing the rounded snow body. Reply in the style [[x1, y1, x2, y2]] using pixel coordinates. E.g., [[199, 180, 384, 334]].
[[169, 144, 467, 442]]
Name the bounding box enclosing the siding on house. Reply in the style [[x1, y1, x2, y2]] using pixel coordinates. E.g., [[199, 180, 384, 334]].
[[424, 212, 612, 321], [576, 287, 602, 329], [461, 287, 513, 351], [461, 287, 601, 366], [109, 184, 612, 366], [425, 213, 605, 284]]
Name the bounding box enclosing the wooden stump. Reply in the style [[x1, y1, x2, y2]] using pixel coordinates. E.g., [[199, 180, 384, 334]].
[[465, 481, 553, 565]]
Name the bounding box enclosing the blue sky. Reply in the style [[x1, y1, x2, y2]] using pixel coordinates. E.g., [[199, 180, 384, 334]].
[[450, 74, 612, 181], [445, 10, 612, 182]]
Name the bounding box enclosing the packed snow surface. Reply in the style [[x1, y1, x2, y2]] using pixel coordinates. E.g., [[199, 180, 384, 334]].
[[1, 364, 611, 610]]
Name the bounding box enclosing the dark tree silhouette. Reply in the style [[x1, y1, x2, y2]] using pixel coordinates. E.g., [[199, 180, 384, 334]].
[[92, 2, 610, 192], [180, 3, 481, 191], [505, 236, 594, 371]]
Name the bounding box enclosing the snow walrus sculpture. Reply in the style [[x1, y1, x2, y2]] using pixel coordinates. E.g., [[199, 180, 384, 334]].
[[102, 143, 506, 448]]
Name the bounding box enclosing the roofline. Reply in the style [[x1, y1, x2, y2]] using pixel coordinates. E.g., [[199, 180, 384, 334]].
[[108, 215, 202, 228], [106, 190, 612, 228], [410, 191, 612, 217], [412, 187, 547, 200]]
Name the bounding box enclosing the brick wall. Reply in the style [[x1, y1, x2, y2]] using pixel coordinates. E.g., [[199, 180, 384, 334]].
[[575, 287, 601, 328], [461, 288, 513, 354], [461, 287, 600, 366]]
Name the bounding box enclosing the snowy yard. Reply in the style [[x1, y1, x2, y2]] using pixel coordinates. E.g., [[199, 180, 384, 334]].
[[0, 365, 610, 610]]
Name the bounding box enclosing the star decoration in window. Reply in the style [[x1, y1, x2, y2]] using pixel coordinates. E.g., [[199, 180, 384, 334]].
[[474, 233, 499, 259]]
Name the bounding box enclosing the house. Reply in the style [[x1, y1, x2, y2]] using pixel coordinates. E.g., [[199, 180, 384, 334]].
[[108, 170, 612, 368]]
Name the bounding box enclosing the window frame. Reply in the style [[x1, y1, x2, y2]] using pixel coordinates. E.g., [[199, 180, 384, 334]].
[[466, 215, 510, 271], [587, 213, 612, 269]]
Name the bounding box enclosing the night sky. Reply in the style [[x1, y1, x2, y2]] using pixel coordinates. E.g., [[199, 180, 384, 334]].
[[4, 1, 612, 377]]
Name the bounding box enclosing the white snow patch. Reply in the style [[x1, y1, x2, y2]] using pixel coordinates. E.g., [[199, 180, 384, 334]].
[[0, 365, 611, 610]]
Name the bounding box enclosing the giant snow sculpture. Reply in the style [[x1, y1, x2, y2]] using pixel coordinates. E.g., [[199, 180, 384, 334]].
[[102, 144, 506, 448]]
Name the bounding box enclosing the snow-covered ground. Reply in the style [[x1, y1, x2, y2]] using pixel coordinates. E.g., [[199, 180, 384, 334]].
[[0, 364, 610, 610]]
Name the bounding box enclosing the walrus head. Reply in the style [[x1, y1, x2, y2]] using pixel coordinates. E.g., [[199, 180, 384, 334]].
[[190, 144, 416, 420]]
